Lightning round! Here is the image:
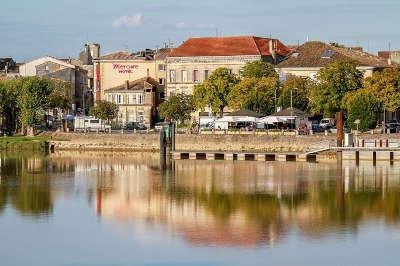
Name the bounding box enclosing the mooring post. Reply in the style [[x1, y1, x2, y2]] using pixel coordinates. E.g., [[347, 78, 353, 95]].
[[336, 112, 344, 147]]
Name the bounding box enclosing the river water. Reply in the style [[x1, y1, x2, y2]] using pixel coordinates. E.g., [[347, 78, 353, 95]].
[[1, 151, 400, 266]]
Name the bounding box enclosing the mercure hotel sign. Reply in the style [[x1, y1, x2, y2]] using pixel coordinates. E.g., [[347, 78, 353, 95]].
[[113, 63, 139, 74]]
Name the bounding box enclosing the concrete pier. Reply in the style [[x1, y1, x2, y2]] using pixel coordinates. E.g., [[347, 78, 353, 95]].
[[257, 154, 266, 161], [206, 153, 215, 160], [225, 153, 234, 160], [297, 154, 308, 162], [237, 154, 246, 161], [277, 154, 287, 162]]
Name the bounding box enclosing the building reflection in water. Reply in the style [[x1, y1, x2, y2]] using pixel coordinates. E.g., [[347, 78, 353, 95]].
[[2, 151, 400, 248]]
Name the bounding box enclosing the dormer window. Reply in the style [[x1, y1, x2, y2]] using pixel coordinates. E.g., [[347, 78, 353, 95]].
[[321, 49, 336, 59], [291, 52, 300, 58]]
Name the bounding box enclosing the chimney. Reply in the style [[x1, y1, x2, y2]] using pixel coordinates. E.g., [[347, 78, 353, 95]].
[[125, 80, 129, 90], [269, 39, 277, 64]]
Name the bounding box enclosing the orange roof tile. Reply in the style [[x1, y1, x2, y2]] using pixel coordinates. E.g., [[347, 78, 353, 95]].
[[169, 36, 291, 57]]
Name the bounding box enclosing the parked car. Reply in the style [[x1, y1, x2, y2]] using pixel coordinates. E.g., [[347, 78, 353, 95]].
[[311, 124, 324, 133], [330, 124, 350, 134], [387, 120, 400, 133], [124, 122, 147, 130], [319, 118, 335, 129]]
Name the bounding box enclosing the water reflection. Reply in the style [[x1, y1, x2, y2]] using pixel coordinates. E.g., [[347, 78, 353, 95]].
[[1, 151, 400, 248]]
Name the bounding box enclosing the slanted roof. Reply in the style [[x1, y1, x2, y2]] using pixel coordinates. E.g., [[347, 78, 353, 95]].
[[270, 108, 309, 117], [227, 109, 264, 118], [105, 77, 158, 93], [155, 48, 173, 60], [169, 36, 291, 58], [99, 52, 138, 60], [278, 41, 394, 68]]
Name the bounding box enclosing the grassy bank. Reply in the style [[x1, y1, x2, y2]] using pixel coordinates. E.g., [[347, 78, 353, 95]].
[[0, 136, 49, 151]]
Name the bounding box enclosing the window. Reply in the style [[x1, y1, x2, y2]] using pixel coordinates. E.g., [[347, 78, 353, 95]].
[[136, 94, 143, 104], [193, 70, 199, 83], [159, 78, 165, 85], [128, 94, 135, 104], [138, 111, 144, 122], [159, 92, 165, 100], [158, 64, 166, 71], [204, 70, 209, 80], [117, 94, 122, 104], [170, 70, 176, 82], [182, 70, 188, 83], [228, 69, 233, 74], [239, 69, 244, 77]]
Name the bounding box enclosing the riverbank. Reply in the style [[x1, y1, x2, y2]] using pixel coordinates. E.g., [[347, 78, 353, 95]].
[[45, 132, 336, 153], [0, 136, 49, 151]]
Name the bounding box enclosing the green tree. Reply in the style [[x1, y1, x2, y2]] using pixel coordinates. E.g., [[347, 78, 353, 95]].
[[309, 60, 363, 117], [241, 60, 278, 79], [228, 77, 279, 115], [363, 68, 400, 113], [16, 77, 55, 135], [0, 80, 18, 131], [343, 89, 381, 130], [47, 79, 71, 111], [158, 93, 195, 124], [193, 68, 239, 116], [89, 100, 118, 121], [278, 75, 314, 111]]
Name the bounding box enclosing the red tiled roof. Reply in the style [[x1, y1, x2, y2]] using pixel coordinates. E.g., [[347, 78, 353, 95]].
[[169, 36, 291, 57]]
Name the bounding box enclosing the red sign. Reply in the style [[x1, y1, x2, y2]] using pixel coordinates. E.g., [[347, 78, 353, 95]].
[[113, 63, 139, 74]]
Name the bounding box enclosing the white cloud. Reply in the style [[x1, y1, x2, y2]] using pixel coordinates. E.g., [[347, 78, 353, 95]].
[[112, 14, 143, 28]]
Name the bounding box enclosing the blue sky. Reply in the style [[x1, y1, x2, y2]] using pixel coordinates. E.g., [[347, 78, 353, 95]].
[[1, 0, 399, 61]]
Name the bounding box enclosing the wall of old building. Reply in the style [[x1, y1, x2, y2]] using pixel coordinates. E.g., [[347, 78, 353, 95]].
[[94, 60, 166, 102], [166, 55, 261, 96]]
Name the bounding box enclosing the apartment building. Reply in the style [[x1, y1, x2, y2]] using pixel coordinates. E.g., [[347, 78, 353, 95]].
[[165, 36, 291, 97]]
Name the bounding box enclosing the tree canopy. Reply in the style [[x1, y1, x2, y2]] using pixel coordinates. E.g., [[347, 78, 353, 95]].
[[278, 75, 314, 111], [192, 68, 239, 116], [309, 60, 363, 117], [228, 77, 279, 115], [89, 100, 118, 121], [158, 93, 195, 124], [363, 68, 400, 112], [343, 89, 381, 131], [241, 60, 278, 79]]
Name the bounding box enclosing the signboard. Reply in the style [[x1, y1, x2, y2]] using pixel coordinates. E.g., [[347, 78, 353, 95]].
[[113, 63, 139, 74]]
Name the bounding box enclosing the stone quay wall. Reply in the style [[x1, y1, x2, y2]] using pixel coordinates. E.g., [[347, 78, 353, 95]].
[[47, 132, 337, 153]]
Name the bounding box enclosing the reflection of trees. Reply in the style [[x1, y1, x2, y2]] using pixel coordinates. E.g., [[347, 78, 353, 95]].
[[167, 172, 400, 239], [0, 153, 53, 217]]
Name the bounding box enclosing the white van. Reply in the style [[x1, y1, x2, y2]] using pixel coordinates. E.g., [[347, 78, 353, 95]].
[[74, 116, 111, 133], [319, 118, 335, 129]]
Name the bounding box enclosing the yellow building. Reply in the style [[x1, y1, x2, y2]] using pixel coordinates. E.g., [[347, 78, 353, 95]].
[[104, 77, 157, 128], [94, 48, 171, 102], [166, 36, 291, 97], [93, 48, 171, 126]]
